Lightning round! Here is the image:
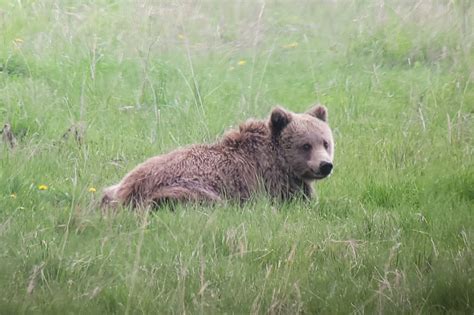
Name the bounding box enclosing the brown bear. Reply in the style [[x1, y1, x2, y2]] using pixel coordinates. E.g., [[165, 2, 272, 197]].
[[101, 105, 334, 209]]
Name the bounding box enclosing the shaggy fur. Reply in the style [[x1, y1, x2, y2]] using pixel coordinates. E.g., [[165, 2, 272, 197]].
[[101, 105, 334, 209]]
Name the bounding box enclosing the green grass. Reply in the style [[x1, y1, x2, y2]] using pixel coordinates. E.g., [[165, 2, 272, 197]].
[[1, 0, 473, 313]]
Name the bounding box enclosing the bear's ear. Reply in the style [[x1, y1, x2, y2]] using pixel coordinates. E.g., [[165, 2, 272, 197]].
[[270, 106, 292, 136], [307, 104, 328, 122]]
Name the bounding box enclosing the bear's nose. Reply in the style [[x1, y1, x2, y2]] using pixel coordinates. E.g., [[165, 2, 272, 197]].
[[319, 161, 333, 176]]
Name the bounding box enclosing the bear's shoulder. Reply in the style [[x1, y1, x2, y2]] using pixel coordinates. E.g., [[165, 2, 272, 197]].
[[220, 119, 269, 148]]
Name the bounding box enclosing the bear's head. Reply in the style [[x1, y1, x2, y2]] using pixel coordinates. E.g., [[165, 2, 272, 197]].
[[270, 105, 334, 181]]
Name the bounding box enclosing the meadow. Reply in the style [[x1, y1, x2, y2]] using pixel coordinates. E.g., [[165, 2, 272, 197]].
[[0, 0, 473, 313]]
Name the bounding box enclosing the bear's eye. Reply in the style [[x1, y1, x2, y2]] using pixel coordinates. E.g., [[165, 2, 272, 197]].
[[302, 143, 312, 151], [323, 140, 329, 150]]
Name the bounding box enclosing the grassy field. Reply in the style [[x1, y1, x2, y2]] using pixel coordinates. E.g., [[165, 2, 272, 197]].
[[1, 0, 473, 313]]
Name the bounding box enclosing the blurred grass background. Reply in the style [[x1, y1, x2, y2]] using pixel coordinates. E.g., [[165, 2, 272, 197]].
[[0, 0, 473, 313]]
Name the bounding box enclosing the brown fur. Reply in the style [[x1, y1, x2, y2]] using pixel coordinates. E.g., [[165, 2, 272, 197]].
[[101, 105, 334, 209]]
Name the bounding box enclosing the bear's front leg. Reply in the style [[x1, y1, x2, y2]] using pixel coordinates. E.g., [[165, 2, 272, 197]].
[[302, 182, 313, 200]]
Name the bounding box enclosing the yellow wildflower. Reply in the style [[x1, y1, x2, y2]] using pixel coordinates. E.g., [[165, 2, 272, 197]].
[[88, 187, 97, 193], [10, 193, 17, 199], [38, 184, 48, 191], [178, 34, 186, 40], [283, 42, 298, 49], [238, 59, 247, 66]]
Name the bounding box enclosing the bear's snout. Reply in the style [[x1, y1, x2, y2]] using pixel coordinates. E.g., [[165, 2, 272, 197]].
[[319, 161, 333, 177]]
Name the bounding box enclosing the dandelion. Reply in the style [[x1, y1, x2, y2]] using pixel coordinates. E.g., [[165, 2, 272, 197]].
[[10, 193, 17, 199], [283, 42, 298, 49], [38, 184, 48, 191], [13, 38, 24, 50], [88, 187, 97, 193], [238, 59, 247, 66]]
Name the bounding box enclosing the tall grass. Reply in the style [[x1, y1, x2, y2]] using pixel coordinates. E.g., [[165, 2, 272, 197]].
[[1, 0, 473, 313]]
